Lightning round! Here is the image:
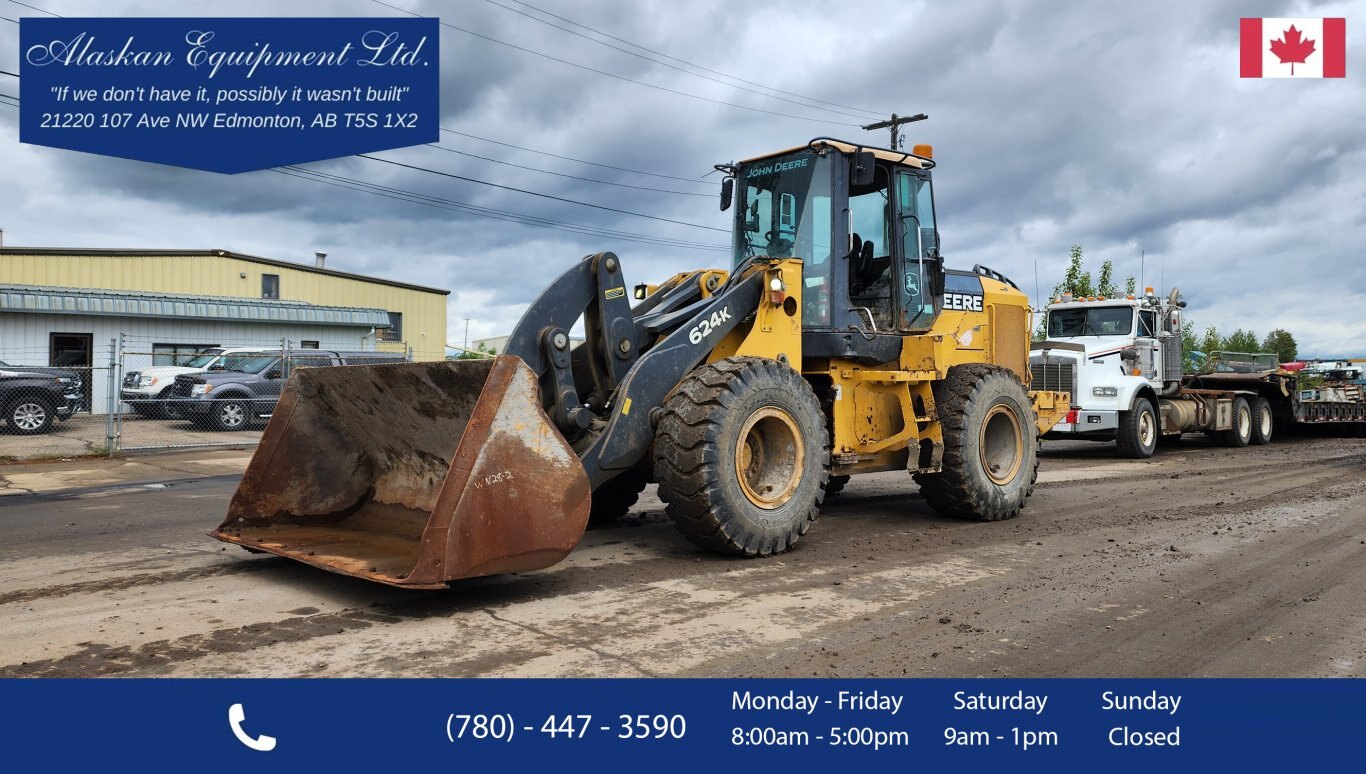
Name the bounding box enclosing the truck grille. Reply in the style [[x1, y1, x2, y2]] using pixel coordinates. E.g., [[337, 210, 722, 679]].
[[1030, 361, 1077, 397], [171, 376, 197, 398], [123, 371, 141, 388]]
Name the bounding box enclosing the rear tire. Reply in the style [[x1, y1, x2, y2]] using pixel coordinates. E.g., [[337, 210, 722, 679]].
[[588, 470, 649, 527], [1116, 398, 1158, 459], [1216, 396, 1252, 447], [914, 365, 1036, 521], [654, 356, 829, 557], [6, 396, 55, 435], [1249, 397, 1274, 445], [824, 475, 850, 497]]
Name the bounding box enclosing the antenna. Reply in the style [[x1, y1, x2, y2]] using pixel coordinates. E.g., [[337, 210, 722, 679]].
[[1033, 260, 1040, 310], [860, 112, 928, 149], [1140, 249, 1145, 291]]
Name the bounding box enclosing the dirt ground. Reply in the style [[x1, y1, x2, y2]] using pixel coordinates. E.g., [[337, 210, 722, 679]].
[[1, 433, 1363, 678]]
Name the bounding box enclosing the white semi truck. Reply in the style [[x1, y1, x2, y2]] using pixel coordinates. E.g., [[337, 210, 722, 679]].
[[1029, 288, 1366, 458]]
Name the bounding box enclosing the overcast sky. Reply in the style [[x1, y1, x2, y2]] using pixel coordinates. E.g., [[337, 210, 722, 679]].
[[2, 0, 1364, 357]]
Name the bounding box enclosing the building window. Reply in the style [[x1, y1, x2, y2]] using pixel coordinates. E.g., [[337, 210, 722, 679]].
[[153, 343, 217, 366], [262, 274, 280, 299], [300, 340, 319, 349], [381, 311, 403, 341]]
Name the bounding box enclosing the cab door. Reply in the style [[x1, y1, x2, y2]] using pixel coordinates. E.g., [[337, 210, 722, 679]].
[[895, 169, 941, 331]]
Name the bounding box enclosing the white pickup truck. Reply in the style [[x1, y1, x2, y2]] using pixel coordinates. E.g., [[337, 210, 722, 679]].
[[120, 346, 271, 419]]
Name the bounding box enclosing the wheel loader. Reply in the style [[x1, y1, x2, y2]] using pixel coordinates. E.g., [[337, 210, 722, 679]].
[[212, 136, 1070, 588]]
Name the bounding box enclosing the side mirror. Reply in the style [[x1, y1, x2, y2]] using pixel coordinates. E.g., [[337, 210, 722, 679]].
[[208, 364, 224, 371], [265, 369, 282, 380], [720, 178, 733, 211], [853, 151, 876, 187]]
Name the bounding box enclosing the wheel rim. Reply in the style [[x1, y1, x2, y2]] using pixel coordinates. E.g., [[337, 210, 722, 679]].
[[13, 402, 47, 431], [979, 404, 1024, 486], [1238, 405, 1251, 440], [735, 406, 804, 509], [1259, 406, 1272, 437], [220, 403, 246, 427], [1138, 408, 1155, 448]]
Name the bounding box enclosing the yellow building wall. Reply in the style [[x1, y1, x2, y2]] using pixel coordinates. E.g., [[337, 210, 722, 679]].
[[0, 252, 448, 361]]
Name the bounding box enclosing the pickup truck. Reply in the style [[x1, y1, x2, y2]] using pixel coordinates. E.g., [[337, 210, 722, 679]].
[[0, 360, 84, 435], [121, 346, 272, 419], [172, 350, 404, 431]]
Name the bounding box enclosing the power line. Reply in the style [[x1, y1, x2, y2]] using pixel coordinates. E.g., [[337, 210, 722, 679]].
[[422, 143, 711, 197], [504, 0, 884, 118], [5, 0, 59, 16], [0, 70, 19, 77], [272, 166, 727, 251], [1, 15, 19, 24], [355, 153, 729, 232], [368, 0, 860, 126], [481, 0, 879, 121], [440, 128, 711, 184]]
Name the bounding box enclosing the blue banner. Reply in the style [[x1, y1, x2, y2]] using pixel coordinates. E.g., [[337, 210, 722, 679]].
[[1, 678, 1360, 770], [18, 17, 439, 173]]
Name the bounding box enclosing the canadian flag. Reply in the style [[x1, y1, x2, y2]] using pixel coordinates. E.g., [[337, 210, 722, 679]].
[[1241, 18, 1346, 78]]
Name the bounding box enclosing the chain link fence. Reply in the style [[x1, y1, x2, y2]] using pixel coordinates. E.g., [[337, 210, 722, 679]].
[[1, 335, 411, 459]]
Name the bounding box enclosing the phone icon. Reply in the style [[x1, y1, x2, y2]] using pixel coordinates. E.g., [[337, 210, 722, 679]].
[[228, 703, 277, 752]]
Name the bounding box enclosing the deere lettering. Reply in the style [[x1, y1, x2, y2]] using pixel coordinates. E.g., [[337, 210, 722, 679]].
[[944, 292, 984, 312]]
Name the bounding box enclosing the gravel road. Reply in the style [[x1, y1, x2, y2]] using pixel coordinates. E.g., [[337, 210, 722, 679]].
[[1, 434, 1363, 678]]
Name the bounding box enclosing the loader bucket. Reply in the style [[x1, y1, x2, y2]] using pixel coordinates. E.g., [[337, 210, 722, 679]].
[[210, 356, 591, 588]]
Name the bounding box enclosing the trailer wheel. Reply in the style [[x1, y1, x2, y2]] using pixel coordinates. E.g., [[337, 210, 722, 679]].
[[914, 364, 1036, 521], [654, 356, 828, 557], [1116, 399, 1158, 459], [588, 470, 648, 527], [1249, 397, 1274, 445], [1217, 396, 1253, 447]]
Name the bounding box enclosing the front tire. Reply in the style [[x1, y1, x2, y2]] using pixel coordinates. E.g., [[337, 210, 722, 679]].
[[914, 365, 1037, 521], [212, 398, 250, 431], [654, 357, 829, 557], [1216, 396, 1253, 447], [1249, 397, 1274, 445], [1116, 399, 1158, 459], [6, 397, 55, 435]]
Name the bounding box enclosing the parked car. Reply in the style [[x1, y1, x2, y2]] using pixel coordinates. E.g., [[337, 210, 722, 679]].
[[121, 346, 272, 419], [0, 360, 83, 435], [172, 350, 405, 431]]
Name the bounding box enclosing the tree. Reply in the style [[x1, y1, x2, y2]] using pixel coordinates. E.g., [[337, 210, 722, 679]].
[[1056, 244, 1094, 298], [1124, 276, 1137, 296], [1223, 329, 1260, 354], [1261, 329, 1298, 363], [1199, 325, 1221, 355], [1097, 259, 1118, 298], [455, 342, 497, 360], [1181, 320, 1199, 355]]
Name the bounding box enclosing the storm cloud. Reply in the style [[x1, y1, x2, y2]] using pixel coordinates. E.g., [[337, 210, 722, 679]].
[[2, 0, 1363, 355]]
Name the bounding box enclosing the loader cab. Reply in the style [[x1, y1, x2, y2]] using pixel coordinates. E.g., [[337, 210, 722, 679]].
[[730, 139, 942, 364]]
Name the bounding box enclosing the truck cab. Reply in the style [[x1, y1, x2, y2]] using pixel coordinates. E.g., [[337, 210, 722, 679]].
[[1030, 288, 1186, 457]]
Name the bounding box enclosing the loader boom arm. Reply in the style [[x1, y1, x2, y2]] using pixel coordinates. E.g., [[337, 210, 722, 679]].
[[503, 252, 765, 488]]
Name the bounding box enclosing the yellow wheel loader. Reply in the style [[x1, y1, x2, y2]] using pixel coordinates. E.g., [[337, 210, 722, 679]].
[[212, 137, 1070, 588]]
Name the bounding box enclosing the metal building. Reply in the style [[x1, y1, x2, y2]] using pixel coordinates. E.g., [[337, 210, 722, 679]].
[[0, 247, 449, 413]]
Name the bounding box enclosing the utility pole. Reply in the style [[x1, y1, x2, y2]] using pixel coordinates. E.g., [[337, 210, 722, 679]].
[[463, 316, 470, 350], [860, 112, 927, 149]]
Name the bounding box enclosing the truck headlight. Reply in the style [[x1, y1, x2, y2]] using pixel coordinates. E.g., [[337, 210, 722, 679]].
[[139, 376, 156, 387], [1092, 386, 1118, 397], [190, 384, 212, 396]]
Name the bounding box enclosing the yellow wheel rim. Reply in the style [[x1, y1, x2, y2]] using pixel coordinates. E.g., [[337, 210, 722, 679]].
[[735, 406, 804, 509], [979, 404, 1023, 486]]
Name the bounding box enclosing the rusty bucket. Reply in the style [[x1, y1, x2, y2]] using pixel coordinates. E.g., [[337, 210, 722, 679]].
[[211, 356, 591, 588]]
